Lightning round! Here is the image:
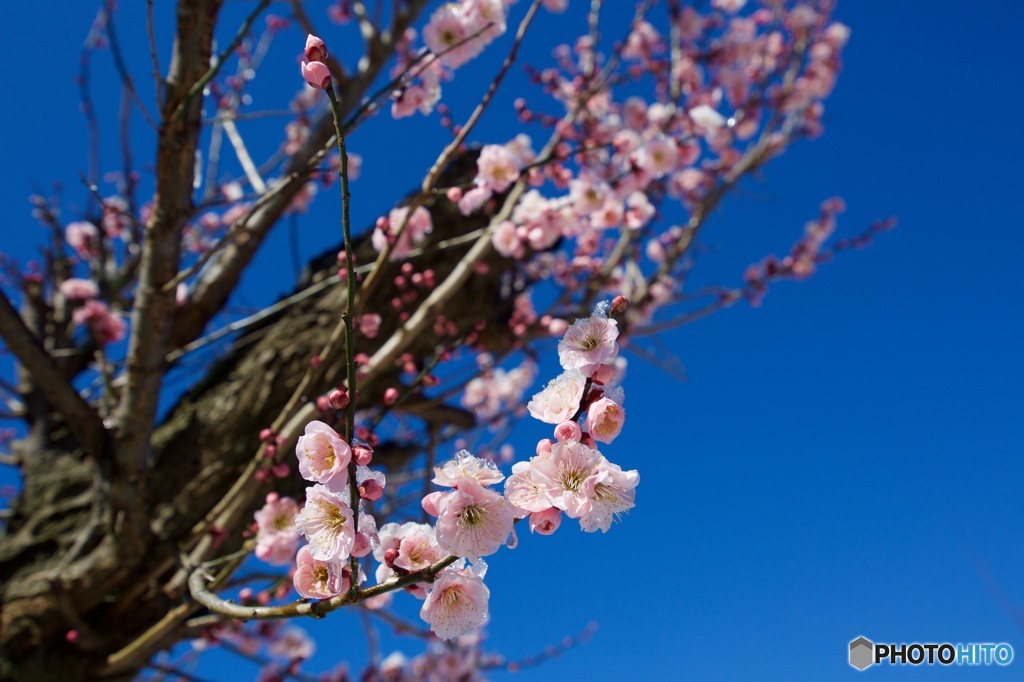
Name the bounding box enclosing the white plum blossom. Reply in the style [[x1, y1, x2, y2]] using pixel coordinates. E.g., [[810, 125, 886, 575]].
[[526, 369, 587, 424]]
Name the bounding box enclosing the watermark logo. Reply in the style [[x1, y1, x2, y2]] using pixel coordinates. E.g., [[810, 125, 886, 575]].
[[848, 636, 1013, 670]]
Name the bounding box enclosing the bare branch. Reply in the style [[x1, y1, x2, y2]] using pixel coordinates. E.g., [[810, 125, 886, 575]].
[[0, 290, 107, 456]]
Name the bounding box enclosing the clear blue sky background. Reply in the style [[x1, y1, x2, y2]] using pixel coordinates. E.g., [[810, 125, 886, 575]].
[[2, 1, 1023, 680]]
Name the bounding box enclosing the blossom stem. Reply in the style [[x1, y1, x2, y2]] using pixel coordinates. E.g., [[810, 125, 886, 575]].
[[325, 86, 362, 597]]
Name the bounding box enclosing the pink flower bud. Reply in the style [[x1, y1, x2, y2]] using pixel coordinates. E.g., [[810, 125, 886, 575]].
[[383, 387, 400, 405], [352, 444, 373, 466], [328, 388, 349, 410], [421, 490, 446, 517], [547, 317, 569, 336], [65, 630, 80, 644], [590, 365, 615, 385], [383, 547, 400, 568], [304, 34, 327, 63], [586, 397, 625, 444], [536, 438, 553, 456], [554, 420, 582, 443], [611, 295, 629, 313], [315, 395, 331, 412], [359, 478, 383, 501], [272, 462, 290, 478], [529, 507, 562, 535], [358, 313, 381, 339], [259, 428, 275, 442], [352, 532, 372, 557], [239, 587, 254, 602], [301, 60, 332, 90]]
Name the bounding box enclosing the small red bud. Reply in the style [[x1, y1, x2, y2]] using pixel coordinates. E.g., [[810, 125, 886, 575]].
[[359, 479, 384, 501], [329, 388, 349, 410]]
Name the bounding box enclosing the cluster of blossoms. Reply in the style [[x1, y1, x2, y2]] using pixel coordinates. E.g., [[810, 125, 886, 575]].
[[508, 303, 638, 534], [239, 0, 857, 657], [461, 356, 537, 421], [58, 274, 126, 344], [251, 302, 638, 642], [253, 420, 382, 599]]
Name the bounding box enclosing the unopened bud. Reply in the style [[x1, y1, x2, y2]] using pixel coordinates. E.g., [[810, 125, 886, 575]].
[[301, 60, 332, 90], [328, 388, 349, 410], [304, 34, 327, 63], [353, 444, 373, 466], [359, 479, 384, 501]]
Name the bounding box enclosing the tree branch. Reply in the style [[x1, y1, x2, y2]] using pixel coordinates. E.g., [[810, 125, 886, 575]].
[[0, 290, 106, 456]]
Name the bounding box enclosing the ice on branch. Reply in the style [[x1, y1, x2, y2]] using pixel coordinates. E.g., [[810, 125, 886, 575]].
[[433, 449, 505, 488]]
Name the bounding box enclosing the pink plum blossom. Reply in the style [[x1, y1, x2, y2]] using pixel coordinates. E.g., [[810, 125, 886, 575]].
[[65, 222, 100, 260], [292, 545, 344, 599], [475, 144, 521, 193], [295, 484, 355, 561], [420, 566, 490, 640], [423, 5, 482, 69], [457, 185, 492, 216], [372, 205, 433, 260], [374, 521, 444, 584], [358, 313, 381, 339], [577, 460, 640, 532], [586, 397, 625, 444], [529, 440, 604, 519], [504, 460, 554, 516], [295, 420, 351, 491], [59, 278, 99, 301], [526, 369, 586, 424], [71, 300, 126, 344], [635, 137, 679, 178], [254, 495, 301, 565], [268, 626, 315, 661], [688, 104, 727, 132], [557, 315, 619, 374], [434, 479, 515, 561]]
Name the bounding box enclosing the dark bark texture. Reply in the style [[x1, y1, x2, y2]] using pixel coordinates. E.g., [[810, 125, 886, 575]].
[[0, 147, 519, 680]]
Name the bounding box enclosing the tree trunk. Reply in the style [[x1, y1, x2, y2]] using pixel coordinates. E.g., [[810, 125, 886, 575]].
[[0, 154, 520, 680]]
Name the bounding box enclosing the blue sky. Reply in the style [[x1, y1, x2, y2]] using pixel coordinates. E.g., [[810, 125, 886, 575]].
[[2, 1, 1023, 680]]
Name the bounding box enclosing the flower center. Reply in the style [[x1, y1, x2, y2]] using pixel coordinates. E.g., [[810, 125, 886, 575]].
[[560, 467, 588, 492], [460, 504, 486, 526]]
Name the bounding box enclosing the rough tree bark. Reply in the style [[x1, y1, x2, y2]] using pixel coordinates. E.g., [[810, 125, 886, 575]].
[[0, 148, 523, 680]]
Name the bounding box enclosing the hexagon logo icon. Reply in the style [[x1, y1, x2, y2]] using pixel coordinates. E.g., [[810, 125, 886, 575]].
[[849, 636, 874, 671]]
